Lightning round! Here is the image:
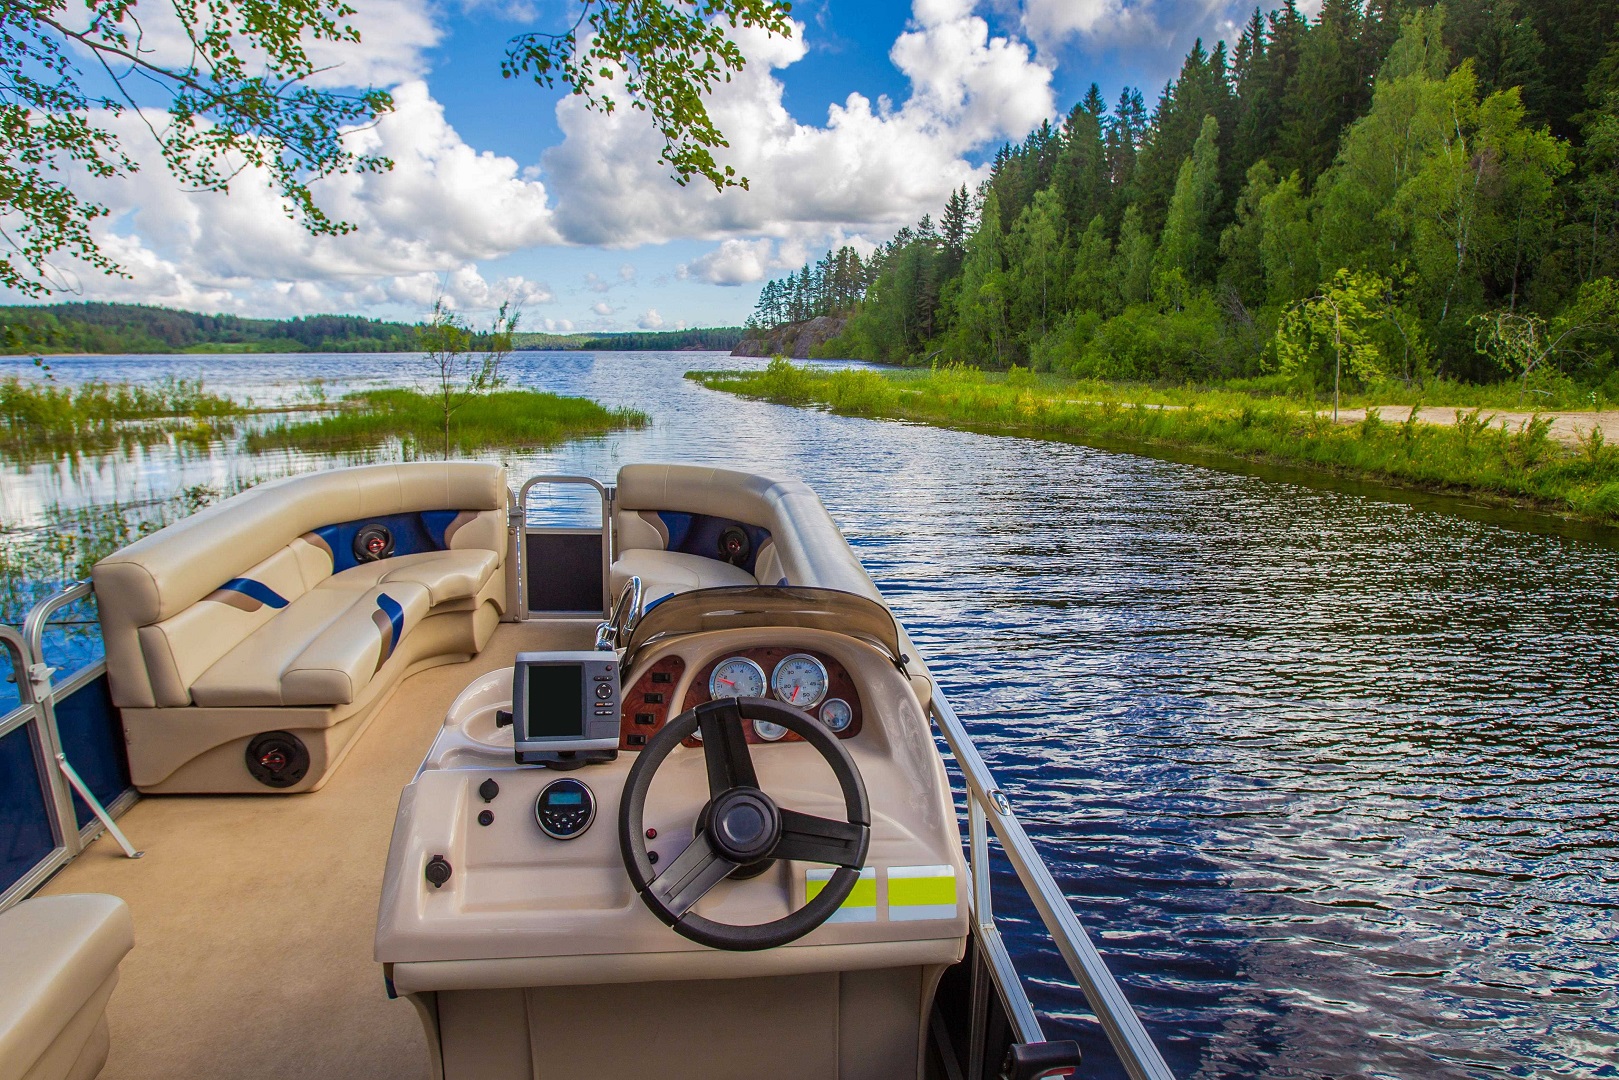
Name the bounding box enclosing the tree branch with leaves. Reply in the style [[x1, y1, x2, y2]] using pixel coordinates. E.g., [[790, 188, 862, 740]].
[[417, 297, 520, 459]]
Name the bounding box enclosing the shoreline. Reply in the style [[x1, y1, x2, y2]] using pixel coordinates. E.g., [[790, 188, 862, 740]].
[[691, 364, 1619, 530]]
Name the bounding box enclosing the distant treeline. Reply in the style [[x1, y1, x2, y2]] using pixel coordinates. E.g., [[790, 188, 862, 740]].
[[0, 302, 420, 353], [750, 0, 1619, 398], [0, 302, 744, 355], [512, 327, 744, 351]]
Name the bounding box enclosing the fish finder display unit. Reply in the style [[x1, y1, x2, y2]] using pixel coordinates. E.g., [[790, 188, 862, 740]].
[[512, 651, 620, 767]]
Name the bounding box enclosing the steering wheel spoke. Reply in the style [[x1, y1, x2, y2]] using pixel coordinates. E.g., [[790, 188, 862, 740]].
[[697, 698, 758, 796], [649, 831, 738, 919], [774, 808, 866, 868]]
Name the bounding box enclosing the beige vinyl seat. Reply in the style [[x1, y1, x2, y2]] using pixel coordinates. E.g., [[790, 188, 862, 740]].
[[0, 895, 133, 1080], [92, 462, 512, 794], [610, 464, 882, 605]]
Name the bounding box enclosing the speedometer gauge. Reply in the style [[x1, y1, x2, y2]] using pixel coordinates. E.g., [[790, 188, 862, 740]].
[[709, 657, 767, 699], [771, 654, 829, 709]]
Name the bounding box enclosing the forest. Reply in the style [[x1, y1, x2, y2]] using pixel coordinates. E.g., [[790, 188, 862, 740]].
[[0, 303, 742, 355], [747, 0, 1619, 401]]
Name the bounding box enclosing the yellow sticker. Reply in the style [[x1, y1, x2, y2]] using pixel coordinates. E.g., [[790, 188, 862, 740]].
[[806, 867, 876, 923], [888, 864, 957, 921]]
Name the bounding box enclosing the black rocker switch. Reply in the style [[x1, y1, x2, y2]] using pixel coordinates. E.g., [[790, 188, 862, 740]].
[[424, 855, 452, 889], [478, 778, 500, 803], [495, 709, 512, 728]]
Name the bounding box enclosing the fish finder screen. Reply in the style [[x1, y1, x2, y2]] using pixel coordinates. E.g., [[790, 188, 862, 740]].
[[525, 664, 584, 739]]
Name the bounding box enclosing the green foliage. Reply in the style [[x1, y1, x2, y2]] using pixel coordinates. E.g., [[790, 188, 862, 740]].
[[503, 0, 792, 192], [249, 387, 646, 456], [1276, 268, 1391, 399], [0, 375, 245, 461], [0, 302, 422, 354], [417, 298, 520, 459], [696, 361, 1619, 524], [0, 0, 395, 295]]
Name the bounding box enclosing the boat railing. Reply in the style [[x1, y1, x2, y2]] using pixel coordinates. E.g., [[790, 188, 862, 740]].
[[0, 582, 141, 914], [929, 689, 1176, 1080]]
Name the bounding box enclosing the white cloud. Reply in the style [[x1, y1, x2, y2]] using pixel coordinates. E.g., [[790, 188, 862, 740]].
[[637, 308, 665, 329], [37, 81, 558, 315], [592, 301, 613, 316], [679, 239, 778, 286], [541, 2, 1055, 249], [1018, 0, 1246, 53]]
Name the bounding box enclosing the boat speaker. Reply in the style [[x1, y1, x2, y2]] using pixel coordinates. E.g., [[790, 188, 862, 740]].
[[353, 523, 394, 563], [246, 731, 310, 788], [718, 525, 751, 566]]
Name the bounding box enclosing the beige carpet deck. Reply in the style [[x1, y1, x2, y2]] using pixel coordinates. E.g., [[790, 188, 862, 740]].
[[39, 622, 578, 1080]]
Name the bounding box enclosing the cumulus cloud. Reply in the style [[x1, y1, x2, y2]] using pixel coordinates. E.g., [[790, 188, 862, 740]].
[[637, 309, 665, 329], [1018, 0, 1248, 54], [592, 301, 613, 316], [541, 1, 1056, 254], [42, 80, 558, 315]]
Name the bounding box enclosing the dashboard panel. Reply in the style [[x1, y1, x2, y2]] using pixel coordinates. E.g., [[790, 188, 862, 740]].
[[617, 647, 863, 749]]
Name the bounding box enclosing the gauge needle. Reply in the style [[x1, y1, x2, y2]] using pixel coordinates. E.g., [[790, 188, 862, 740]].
[[791, 686, 799, 702], [718, 677, 735, 687]]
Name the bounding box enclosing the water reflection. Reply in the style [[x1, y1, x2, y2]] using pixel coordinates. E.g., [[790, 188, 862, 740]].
[[5, 351, 1618, 1078]]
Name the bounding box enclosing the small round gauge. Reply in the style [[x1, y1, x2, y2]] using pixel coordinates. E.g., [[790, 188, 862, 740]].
[[771, 654, 829, 709], [753, 717, 788, 741], [819, 698, 854, 734], [709, 656, 767, 700]]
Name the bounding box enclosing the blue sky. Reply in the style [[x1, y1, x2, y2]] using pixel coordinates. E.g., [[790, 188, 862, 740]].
[[41, 0, 1267, 330]]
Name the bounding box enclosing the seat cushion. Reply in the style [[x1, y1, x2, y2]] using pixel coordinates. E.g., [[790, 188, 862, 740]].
[[611, 548, 757, 605], [319, 550, 499, 608], [189, 582, 430, 707], [0, 894, 132, 1080]]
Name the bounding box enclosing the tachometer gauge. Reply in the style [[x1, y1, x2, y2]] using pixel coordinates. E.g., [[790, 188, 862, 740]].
[[819, 698, 853, 734], [709, 657, 767, 700], [771, 654, 829, 709], [753, 717, 788, 741]]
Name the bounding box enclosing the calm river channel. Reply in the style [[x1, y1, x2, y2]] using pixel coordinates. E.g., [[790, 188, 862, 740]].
[[6, 350, 1618, 1079]]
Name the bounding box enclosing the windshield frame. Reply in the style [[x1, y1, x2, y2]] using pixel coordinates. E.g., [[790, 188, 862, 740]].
[[621, 585, 904, 670]]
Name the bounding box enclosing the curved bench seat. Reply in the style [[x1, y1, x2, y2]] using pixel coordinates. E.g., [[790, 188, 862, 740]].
[[0, 895, 133, 1080], [609, 464, 880, 606], [92, 463, 511, 794]]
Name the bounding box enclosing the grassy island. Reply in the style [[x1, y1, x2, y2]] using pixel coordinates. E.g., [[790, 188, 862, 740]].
[[693, 361, 1619, 524], [247, 387, 647, 455]]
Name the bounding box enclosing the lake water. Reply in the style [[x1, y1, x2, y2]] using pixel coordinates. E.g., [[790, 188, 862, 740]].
[[7, 351, 1619, 1079]]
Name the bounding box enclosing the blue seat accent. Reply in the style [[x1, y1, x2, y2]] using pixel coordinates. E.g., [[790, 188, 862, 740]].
[[376, 593, 406, 655], [219, 578, 289, 609]]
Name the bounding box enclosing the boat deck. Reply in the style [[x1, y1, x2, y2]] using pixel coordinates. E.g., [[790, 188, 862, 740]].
[[38, 622, 585, 1080]]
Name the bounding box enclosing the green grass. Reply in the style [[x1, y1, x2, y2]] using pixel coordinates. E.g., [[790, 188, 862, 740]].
[[0, 375, 247, 461], [248, 387, 648, 455], [692, 360, 1619, 524]]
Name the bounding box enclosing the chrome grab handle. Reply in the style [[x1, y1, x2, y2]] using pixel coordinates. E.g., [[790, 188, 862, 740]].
[[596, 576, 643, 651]]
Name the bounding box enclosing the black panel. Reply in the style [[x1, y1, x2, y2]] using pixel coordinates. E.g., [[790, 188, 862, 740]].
[[525, 664, 585, 738], [52, 673, 131, 828], [0, 724, 56, 895], [526, 532, 604, 612]]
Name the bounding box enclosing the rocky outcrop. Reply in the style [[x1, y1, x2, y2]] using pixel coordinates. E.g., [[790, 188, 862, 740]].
[[731, 316, 847, 358]]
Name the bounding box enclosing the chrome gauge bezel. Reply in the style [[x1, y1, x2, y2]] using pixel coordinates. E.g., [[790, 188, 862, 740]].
[[819, 697, 854, 733], [752, 718, 789, 742], [770, 653, 830, 710], [708, 656, 767, 700]]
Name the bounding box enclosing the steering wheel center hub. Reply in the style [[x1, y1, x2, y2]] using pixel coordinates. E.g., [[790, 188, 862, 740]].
[[708, 788, 781, 863]]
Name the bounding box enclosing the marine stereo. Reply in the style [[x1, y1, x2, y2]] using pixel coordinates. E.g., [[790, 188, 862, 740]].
[[511, 651, 620, 767]]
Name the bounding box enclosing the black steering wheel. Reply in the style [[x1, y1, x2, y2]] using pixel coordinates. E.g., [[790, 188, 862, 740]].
[[619, 696, 871, 951]]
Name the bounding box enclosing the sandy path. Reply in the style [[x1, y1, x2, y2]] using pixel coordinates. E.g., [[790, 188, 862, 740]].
[[1330, 405, 1619, 445]]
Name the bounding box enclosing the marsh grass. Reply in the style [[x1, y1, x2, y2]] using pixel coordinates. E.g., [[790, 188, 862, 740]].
[[694, 361, 1619, 523], [247, 387, 649, 455], [0, 375, 249, 461]]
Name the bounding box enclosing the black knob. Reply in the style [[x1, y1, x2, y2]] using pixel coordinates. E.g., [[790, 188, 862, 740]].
[[495, 709, 512, 729], [424, 855, 452, 889], [479, 778, 500, 802], [478, 809, 494, 827]]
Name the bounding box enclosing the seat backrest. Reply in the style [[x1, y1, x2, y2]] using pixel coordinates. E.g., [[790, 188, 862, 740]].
[[614, 465, 879, 601], [93, 462, 508, 709]]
